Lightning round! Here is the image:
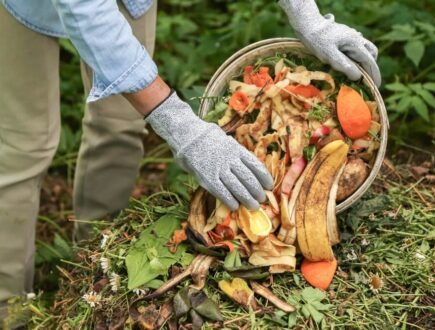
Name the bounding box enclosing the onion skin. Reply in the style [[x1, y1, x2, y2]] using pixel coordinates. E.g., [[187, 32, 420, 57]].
[[281, 156, 307, 195], [336, 158, 369, 202], [309, 125, 331, 145], [316, 129, 345, 150]]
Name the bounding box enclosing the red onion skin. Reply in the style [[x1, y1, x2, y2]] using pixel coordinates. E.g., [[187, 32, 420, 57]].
[[281, 156, 307, 195]]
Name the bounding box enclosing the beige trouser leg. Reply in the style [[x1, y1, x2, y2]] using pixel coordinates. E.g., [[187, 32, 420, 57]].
[[0, 5, 60, 302], [73, 1, 157, 238]]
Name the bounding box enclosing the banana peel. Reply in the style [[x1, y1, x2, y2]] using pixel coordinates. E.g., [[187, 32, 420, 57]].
[[295, 140, 349, 261]]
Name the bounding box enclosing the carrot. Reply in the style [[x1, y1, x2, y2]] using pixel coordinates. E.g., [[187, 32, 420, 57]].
[[168, 222, 188, 253], [284, 84, 323, 100], [337, 85, 372, 139], [243, 66, 273, 88], [251, 67, 273, 88], [213, 240, 236, 252], [229, 90, 249, 112], [301, 258, 337, 290], [243, 66, 254, 84]]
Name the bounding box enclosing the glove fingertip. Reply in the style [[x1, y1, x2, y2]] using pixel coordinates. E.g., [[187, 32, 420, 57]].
[[343, 65, 362, 81], [225, 198, 239, 212], [257, 189, 267, 203], [246, 200, 260, 211], [263, 172, 274, 190]]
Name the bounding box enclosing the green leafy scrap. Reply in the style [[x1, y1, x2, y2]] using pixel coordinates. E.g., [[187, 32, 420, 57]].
[[125, 214, 188, 289], [203, 101, 229, 123]]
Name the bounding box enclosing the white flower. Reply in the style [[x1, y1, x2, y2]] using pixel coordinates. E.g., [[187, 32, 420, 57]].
[[384, 211, 397, 219], [133, 288, 147, 296], [82, 291, 102, 307], [346, 249, 358, 261], [100, 234, 110, 249], [415, 251, 426, 261], [26, 292, 36, 300], [361, 238, 370, 246], [109, 272, 121, 292], [100, 257, 111, 274]]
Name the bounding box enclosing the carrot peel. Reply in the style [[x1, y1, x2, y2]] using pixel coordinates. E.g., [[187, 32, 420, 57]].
[[301, 258, 337, 290], [229, 90, 249, 113]]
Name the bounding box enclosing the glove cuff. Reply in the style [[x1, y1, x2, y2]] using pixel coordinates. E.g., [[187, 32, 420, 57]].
[[146, 92, 208, 150], [278, 0, 324, 33]]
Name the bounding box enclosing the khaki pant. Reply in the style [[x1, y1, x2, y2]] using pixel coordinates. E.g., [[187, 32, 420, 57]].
[[0, 1, 157, 302]]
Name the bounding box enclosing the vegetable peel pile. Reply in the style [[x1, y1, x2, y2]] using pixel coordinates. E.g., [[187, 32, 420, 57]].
[[168, 55, 381, 315]]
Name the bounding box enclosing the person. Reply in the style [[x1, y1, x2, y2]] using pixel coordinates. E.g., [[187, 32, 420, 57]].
[[0, 0, 380, 325]]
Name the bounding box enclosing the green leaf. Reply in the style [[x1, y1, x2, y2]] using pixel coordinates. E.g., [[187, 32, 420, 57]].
[[423, 82, 435, 92], [173, 287, 191, 318], [53, 233, 72, 259], [224, 250, 238, 269], [303, 145, 317, 162], [306, 304, 325, 324], [126, 215, 186, 289], [426, 230, 435, 240], [380, 24, 416, 41], [311, 301, 333, 311], [190, 309, 204, 330], [146, 279, 164, 289], [301, 305, 311, 318], [396, 97, 412, 113], [180, 252, 195, 268], [411, 96, 429, 121], [287, 312, 298, 328], [417, 89, 435, 108], [190, 289, 223, 321], [385, 82, 410, 93], [301, 287, 326, 303], [203, 101, 228, 123], [404, 40, 425, 67]]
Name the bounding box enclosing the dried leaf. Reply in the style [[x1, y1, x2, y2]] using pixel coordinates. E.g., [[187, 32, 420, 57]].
[[189, 309, 204, 330], [155, 302, 173, 329], [130, 304, 160, 330], [218, 278, 257, 309], [189, 289, 223, 321], [173, 287, 191, 318]]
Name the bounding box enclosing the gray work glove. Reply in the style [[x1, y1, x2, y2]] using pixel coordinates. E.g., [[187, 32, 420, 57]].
[[278, 0, 381, 87], [146, 92, 274, 211]]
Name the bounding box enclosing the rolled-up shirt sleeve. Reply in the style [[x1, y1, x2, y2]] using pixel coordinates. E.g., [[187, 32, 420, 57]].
[[51, 0, 158, 102]]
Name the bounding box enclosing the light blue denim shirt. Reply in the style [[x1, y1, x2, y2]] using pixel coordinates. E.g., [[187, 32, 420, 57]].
[[1, 0, 157, 102]]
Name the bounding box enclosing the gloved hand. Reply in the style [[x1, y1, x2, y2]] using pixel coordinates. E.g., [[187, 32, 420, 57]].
[[278, 0, 381, 87], [146, 92, 274, 211]]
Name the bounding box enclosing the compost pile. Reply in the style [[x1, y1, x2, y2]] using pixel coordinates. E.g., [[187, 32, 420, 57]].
[[29, 55, 385, 330]]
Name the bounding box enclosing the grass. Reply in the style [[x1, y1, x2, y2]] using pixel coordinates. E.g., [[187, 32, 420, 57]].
[[24, 158, 434, 330]]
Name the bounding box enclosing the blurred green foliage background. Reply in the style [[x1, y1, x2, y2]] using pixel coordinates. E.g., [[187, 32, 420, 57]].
[[57, 0, 435, 170]]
